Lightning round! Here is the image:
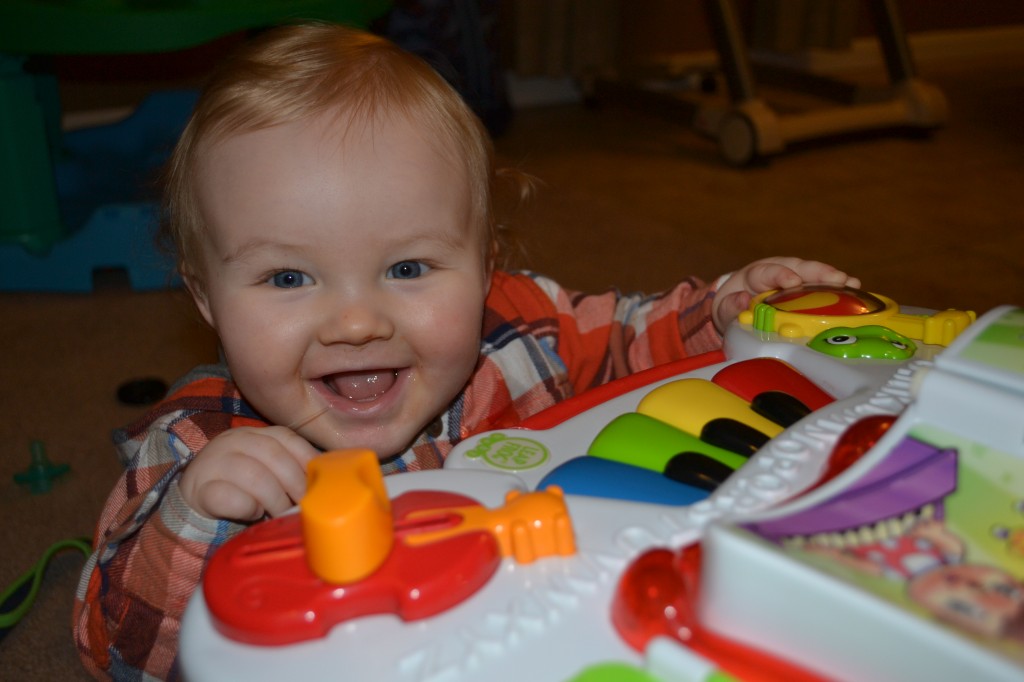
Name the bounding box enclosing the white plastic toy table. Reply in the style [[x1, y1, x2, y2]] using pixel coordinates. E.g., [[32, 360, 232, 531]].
[[180, 288, 1022, 682]]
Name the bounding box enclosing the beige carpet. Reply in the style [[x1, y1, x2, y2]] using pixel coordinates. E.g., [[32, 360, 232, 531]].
[[1, 41, 1022, 680]]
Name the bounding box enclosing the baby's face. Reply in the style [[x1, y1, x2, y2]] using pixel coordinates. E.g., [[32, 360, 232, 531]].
[[191, 110, 490, 458]]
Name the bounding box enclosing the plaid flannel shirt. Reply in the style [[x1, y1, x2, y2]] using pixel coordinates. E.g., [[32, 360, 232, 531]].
[[73, 270, 720, 680]]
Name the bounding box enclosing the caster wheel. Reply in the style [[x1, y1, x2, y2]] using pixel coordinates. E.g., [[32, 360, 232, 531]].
[[718, 112, 758, 166]]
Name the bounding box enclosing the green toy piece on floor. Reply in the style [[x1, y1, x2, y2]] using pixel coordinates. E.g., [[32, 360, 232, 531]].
[[13, 440, 69, 494]]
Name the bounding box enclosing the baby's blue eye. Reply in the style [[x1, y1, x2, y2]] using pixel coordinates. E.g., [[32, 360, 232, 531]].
[[388, 261, 429, 280], [270, 270, 310, 288]]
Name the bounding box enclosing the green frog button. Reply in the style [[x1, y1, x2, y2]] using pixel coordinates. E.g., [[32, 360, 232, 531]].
[[808, 325, 917, 360]]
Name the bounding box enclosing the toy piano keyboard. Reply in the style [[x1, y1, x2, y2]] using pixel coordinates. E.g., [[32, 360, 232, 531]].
[[181, 285, 986, 682]]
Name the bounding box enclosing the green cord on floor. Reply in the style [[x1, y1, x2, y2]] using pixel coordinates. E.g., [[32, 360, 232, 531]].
[[0, 537, 92, 633]]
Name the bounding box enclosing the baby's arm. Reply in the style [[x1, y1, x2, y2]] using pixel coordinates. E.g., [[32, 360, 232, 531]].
[[179, 426, 320, 521], [73, 368, 324, 678], [713, 257, 861, 333], [74, 424, 319, 678]]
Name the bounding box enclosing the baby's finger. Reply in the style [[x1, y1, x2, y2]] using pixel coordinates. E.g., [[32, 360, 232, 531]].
[[714, 290, 752, 332], [228, 453, 298, 517], [748, 263, 803, 293], [196, 479, 264, 522], [243, 432, 313, 510], [788, 260, 855, 287], [262, 426, 322, 466]]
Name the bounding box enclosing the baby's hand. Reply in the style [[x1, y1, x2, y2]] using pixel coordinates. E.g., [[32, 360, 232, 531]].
[[713, 257, 861, 333], [179, 426, 321, 521]]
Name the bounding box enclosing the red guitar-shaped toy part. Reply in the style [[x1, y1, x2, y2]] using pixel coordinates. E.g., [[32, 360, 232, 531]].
[[203, 449, 575, 646]]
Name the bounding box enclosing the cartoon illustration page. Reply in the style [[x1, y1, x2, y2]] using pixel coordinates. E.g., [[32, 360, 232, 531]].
[[739, 306, 1024, 665]]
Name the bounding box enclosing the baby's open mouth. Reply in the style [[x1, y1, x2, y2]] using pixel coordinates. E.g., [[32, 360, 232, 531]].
[[324, 369, 399, 402]]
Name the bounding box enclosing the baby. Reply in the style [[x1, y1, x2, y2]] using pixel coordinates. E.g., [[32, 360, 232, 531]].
[[74, 22, 859, 680]]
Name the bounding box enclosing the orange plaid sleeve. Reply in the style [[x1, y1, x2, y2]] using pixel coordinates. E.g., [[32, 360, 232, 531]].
[[74, 371, 267, 681], [459, 271, 722, 435]]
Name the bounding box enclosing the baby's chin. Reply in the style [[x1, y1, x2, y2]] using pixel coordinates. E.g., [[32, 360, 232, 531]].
[[301, 423, 421, 463]]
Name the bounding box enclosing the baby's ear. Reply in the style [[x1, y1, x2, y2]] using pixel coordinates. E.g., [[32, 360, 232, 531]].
[[487, 242, 499, 276], [484, 245, 498, 294], [183, 276, 215, 328]]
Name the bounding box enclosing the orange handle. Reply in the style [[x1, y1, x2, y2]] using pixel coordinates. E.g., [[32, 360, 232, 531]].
[[300, 449, 393, 584], [403, 486, 576, 564]]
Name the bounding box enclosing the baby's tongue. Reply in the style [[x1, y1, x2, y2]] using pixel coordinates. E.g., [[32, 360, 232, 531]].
[[331, 370, 396, 402]]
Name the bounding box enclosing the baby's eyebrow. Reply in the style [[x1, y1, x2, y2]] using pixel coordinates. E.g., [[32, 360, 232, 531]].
[[221, 239, 303, 264], [220, 222, 473, 264], [393, 222, 474, 253], [393, 233, 463, 254]]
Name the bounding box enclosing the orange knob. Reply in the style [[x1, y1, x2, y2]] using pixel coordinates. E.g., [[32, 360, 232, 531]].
[[300, 449, 393, 584]]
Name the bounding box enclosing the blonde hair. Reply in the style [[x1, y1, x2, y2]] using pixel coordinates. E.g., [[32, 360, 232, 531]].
[[162, 22, 510, 294]]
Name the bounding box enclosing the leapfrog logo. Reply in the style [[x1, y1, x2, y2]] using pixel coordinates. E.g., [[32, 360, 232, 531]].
[[465, 433, 549, 471]]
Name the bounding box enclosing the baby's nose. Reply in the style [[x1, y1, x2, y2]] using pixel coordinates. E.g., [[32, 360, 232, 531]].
[[318, 298, 394, 346]]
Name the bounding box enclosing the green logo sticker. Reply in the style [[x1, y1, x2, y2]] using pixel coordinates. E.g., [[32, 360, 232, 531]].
[[465, 433, 549, 471]]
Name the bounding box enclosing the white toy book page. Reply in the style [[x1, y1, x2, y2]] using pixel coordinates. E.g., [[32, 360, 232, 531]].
[[699, 306, 1024, 682]]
